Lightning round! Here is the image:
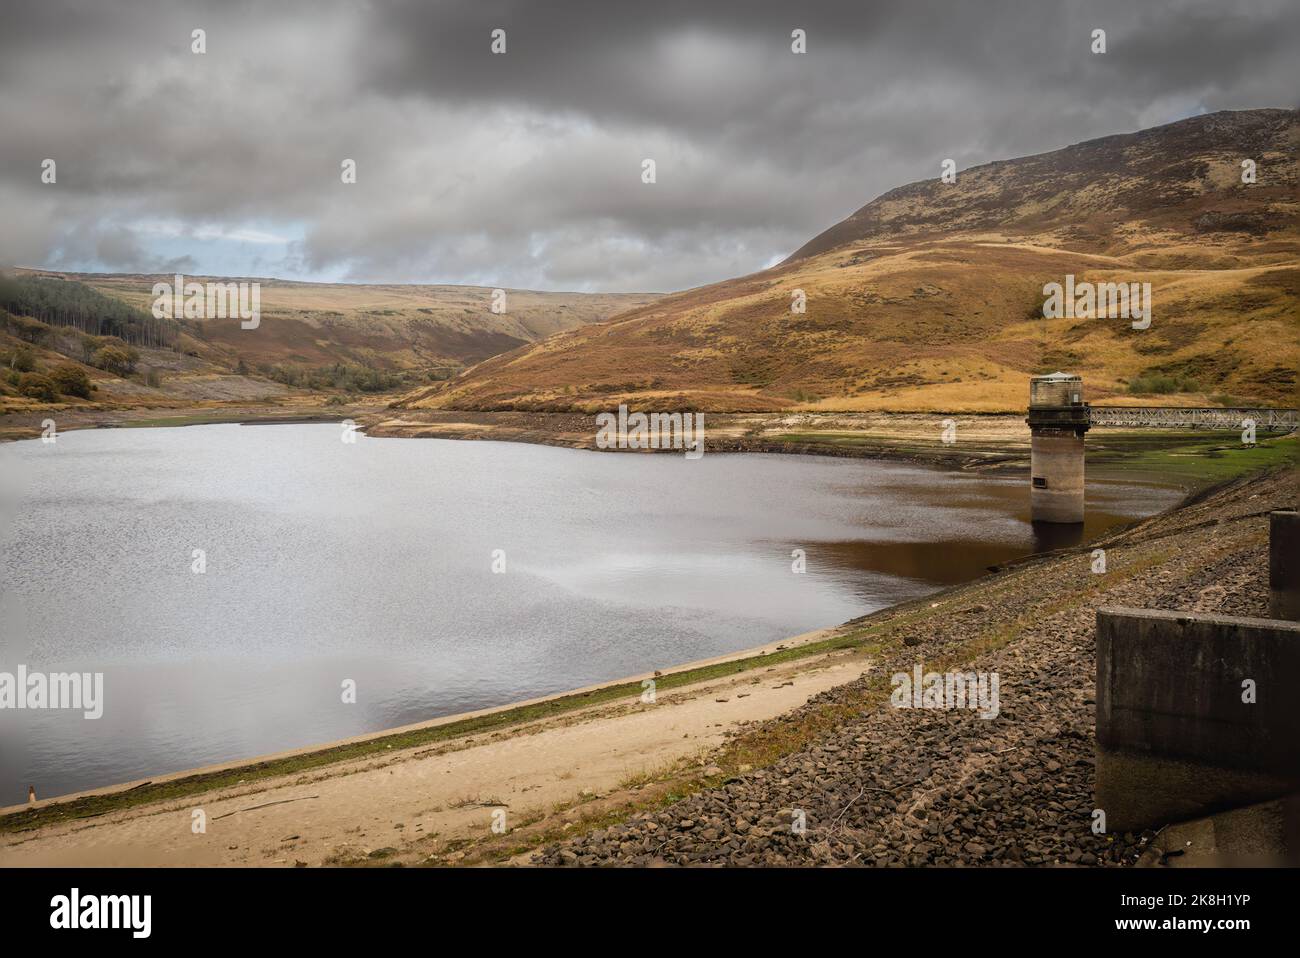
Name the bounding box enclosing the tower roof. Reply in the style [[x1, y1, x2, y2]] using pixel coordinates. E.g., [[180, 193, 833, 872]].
[[1032, 371, 1081, 381]]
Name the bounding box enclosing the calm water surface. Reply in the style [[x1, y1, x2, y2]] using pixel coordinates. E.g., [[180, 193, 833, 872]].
[[0, 424, 1181, 801]]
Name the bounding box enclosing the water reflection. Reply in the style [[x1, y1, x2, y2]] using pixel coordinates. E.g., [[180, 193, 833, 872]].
[[0, 425, 1182, 801]]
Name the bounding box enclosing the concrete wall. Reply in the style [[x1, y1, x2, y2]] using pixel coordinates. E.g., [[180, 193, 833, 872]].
[[1271, 510, 1299, 620], [1096, 606, 1300, 831], [1030, 430, 1085, 523], [1030, 376, 1083, 407]]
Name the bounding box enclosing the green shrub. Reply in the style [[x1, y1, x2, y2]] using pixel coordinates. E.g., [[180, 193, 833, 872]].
[[257, 361, 413, 394], [1127, 374, 1198, 395], [91, 344, 137, 376], [4, 346, 37, 372], [48, 364, 93, 398], [17, 372, 58, 402], [2, 313, 51, 344]]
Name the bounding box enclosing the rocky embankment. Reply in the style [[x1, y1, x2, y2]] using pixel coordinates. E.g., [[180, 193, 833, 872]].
[[535, 467, 1296, 867]]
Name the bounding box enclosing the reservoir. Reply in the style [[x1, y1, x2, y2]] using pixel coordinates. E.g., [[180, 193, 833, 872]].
[[0, 423, 1181, 802]]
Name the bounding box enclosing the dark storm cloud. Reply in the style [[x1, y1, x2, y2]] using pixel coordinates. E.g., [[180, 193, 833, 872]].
[[0, 0, 1296, 291]]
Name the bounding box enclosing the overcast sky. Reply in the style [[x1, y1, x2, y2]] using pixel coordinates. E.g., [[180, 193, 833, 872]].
[[1, 0, 1296, 293]]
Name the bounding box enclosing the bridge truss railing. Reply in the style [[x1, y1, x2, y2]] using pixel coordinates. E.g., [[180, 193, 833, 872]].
[[1088, 407, 1298, 432]]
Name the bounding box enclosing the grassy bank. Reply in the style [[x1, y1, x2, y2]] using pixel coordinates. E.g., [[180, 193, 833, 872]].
[[1086, 431, 1297, 485], [770, 428, 1296, 489]]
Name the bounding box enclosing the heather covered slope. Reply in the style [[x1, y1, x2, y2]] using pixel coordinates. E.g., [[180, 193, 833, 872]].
[[401, 110, 1299, 414], [784, 108, 1298, 262], [67, 272, 660, 375]]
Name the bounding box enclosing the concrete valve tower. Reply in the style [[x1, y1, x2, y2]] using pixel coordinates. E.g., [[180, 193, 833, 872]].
[[1026, 372, 1090, 524]]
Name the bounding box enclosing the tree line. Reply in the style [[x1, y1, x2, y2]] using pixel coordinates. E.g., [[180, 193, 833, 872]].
[[0, 274, 177, 348]]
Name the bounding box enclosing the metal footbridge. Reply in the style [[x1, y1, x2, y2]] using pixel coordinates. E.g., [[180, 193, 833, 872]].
[[1088, 406, 1297, 432]]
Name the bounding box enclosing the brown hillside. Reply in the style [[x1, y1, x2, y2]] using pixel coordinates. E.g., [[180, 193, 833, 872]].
[[63, 273, 659, 376], [402, 109, 1299, 414], [1, 271, 658, 412]]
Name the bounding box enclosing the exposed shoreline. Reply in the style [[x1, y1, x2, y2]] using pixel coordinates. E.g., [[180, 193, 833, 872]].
[[4, 403, 1292, 496], [362, 408, 1297, 495], [362, 408, 1034, 468], [2, 403, 1030, 469]]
